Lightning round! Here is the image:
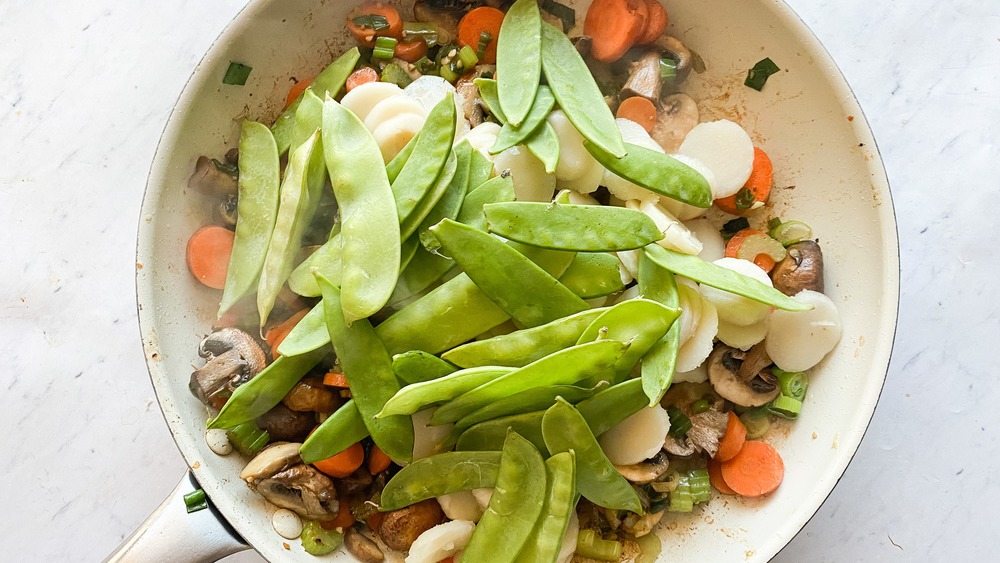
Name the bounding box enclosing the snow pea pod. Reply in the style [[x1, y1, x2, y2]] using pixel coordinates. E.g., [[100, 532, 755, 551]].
[[276, 302, 328, 357], [456, 411, 549, 455], [431, 339, 627, 425], [491, 86, 555, 154], [542, 398, 643, 513], [417, 140, 473, 249], [475, 78, 506, 123], [430, 219, 588, 327], [461, 431, 546, 563], [637, 252, 681, 405], [317, 274, 414, 462], [299, 400, 367, 463], [388, 247, 455, 307], [392, 350, 458, 385], [576, 299, 680, 378], [586, 140, 712, 208], [455, 175, 515, 232], [643, 244, 813, 311], [558, 252, 626, 299], [391, 93, 456, 228], [540, 22, 625, 158], [377, 366, 513, 418], [218, 121, 281, 316], [442, 307, 607, 368], [379, 451, 503, 511], [385, 132, 418, 183], [207, 347, 327, 430], [322, 98, 401, 324], [575, 378, 648, 436], [287, 233, 342, 298], [496, 0, 542, 126], [525, 121, 560, 174], [468, 148, 494, 192], [256, 127, 326, 325], [291, 89, 324, 152], [518, 451, 577, 563], [272, 47, 360, 154], [484, 201, 663, 251], [400, 149, 458, 240]]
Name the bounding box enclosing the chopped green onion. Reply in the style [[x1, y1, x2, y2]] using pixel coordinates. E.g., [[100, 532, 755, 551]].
[[476, 31, 493, 61], [576, 529, 623, 561], [667, 475, 693, 512], [687, 469, 711, 503], [352, 14, 390, 31], [457, 45, 479, 70], [721, 217, 750, 239], [403, 22, 439, 47], [436, 44, 460, 82], [740, 409, 771, 439], [414, 56, 436, 74], [733, 186, 756, 210], [300, 521, 343, 555], [541, 0, 576, 33], [768, 394, 803, 419], [769, 220, 813, 246], [222, 62, 252, 85], [183, 489, 208, 513], [226, 421, 269, 457], [689, 49, 707, 74], [690, 399, 710, 414], [373, 36, 398, 60], [767, 217, 783, 231], [745, 57, 781, 91], [438, 63, 458, 82], [648, 495, 670, 514], [666, 405, 692, 439], [211, 158, 238, 177], [659, 58, 677, 81], [773, 368, 809, 400], [381, 63, 413, 88]]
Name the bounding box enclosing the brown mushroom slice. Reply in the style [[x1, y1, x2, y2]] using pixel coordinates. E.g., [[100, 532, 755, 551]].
[[256, 464, 339, 520], [662, 435, 697, 457], [771, 240, 825, 296], [282, 377, 340, 413], [188, 155, 238, 197], [614, 451, 670, 484], [621, 48, 662, 102], [686, 410, 729, 458], [378, 499, 445, 551], [707, 344, 781, 407], [650, 93, 699, 153], [190, 328, 268, 406], [455, 64, 495, 128], [239, 441, 303, 483], [256, 403, 315, 442], [344, 527, 385, 563]]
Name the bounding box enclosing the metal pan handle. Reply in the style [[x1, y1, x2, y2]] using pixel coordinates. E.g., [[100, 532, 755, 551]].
[[104, 470, 251, 562]]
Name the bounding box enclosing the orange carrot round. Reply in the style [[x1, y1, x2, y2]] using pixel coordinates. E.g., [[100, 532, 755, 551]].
[[313, 441, 365, 478], [714, 411, 747, 462], [322, 370, 350, 388], [636, 0, 668, 45], [616, 96, 657, 133], [365, 511, 385, 531], [720, 440, 785, 497], [715, 147, 774, 215], [395, 39, 429, 63], [346, 1, 403, 48], [708, 458, 736, 495], [753, 253, 776, 274], [320, 499, 356, 529], [368, 444, 392, 474], [185, 225, 234, 289], [457, 7, 505, 64], [346, 67, 379, 92], [584, 0, 646, 62], [265, 308, 309, 356], [285, 78, 314, 109]]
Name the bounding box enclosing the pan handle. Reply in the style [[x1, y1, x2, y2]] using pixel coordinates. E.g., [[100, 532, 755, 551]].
[[104, 470, 251, 562]]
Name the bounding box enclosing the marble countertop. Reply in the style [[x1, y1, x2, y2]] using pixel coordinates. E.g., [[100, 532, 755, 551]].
[[2, 0, 996, 560]]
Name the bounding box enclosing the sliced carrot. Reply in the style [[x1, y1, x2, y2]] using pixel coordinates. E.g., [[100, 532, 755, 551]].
[[457, 7, 505, 64], [186, 226, 234, 289], [314, 441, 365, 478], [285, 78, 313, 109], [368, 444, 392, 474], [714, 411, 747, 462], [439, 558, 455, 563], [636, 0, 669, 45], [584, 0, 646, 62], [365, 511, 384, 531], [395, 39, 429, 64], [346, 1, 403, 48], [715, 147, 774, 215], [753, 253, 776, 274], [320, 499, 356, 530], [346, 67, 379, 93], [323, 370, 350, 388], [264, 308, 309, 356], [708, 458, 736, 495], [720, 440, 785, 497], [616, 96, 657, 133]]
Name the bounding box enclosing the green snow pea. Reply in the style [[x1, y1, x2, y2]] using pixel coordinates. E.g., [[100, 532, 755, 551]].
[[525, 121, 560, 174], [540, 22, 625, 158], [291, 89, 324, 152], [218, 121, 280, 316], [643, 244, 813, 311], [575, 378, 648, 436], [491, 86, 555, 154], [299, 400, 367, 463], [322, 98, 401, 324], [586, 141, 712, 208], [456, 411, 548, 454], [496, 0, 542, 127], [431, 339, 627, 425], [287, 233, 342, 298], [272, 47, 359, 154], [392, 350, 458, 385], [576, 299, 680, 378], [558, 252, 626, 299], [475, 78, 506, 123], [380, 451, 502, 511], [387, 247, 455, 308], [637, 252, 681, 405], [276, 301, 328, 357], [518, 451, 577, 563], [385, 132, 418, 183], [542, 398, 642, 513], [377, 366, 513, 418], [416, 140, 473, 250], [430, 219, 588, 328], [461, 431, 546, 563], [317, 274, 413, 462], [455, 175, 515, 232], [442, 307, 607, 368], [468, 149, 494, 192], [391, 93, 456, 229], [256, 127, 325, 325], [400, 149, 458, 240], [399, 235, 420, 272], [207, 348, 327, 430], [484, 201, 663, 251]]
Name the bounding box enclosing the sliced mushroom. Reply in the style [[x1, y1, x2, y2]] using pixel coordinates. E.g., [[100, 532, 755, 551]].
[[707, 344, 781, 407], [662, 435, 697, 457], [650, 93, 698, 153], [655, 35, 691, 76], [621, 48, 662, 101], [188, 155, 238, 197], [190, 328, 267, 407], [217, 193, 239, 226], [455, 64, 495, 128], [239, 441, 302, 483], [614, 451, 670, 484], [345, 527, 385, 563], [571, 35, 593, 58], [378, 499, 445, 551], [256, 403, 315, 442], [257, 464, 339, 520], [771, 240, 825, 296], [686, 410, 729, 458], [282, 377, 340, 413]]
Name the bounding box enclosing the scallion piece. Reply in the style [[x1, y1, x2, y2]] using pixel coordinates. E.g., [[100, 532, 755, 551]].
[[541, 0, 576, 33], [768, 394, 803, 419], [666, 405, 692, 439], [403, 22, 439, 47], [381, 63, 413, 88], [745, 57, 781, 91], [733, 186, 755, 210], [183, 489, 208, 513], [687, 469, 711, 503], [576, 529, 623, 561], [773, 368, 809, 400], [457, 45, 479, 71], [352, 14, 390, 31], [222, 62, 252, 85], [300, 521, 343, 555], [690, 49, 707, 74], [721, 217, 750, 239], [768, 217, 783, 231], [226, 421, 269, 457], [668, 475, 693, 512], [373, 36, 398, 59], [476, 31, 493, 61], [414, 56, 436, 74], [659, 58, 677, 81], [438, 62, 459, 82], [769, 220, 813, 246]]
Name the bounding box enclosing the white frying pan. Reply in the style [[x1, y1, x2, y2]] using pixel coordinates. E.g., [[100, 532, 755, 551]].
[[122, 0, 899, 560]]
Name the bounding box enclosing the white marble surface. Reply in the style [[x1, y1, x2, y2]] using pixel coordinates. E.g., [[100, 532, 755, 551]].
[[1, 0, 997, 561]]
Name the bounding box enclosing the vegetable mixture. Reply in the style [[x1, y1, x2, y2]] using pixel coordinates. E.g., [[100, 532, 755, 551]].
[[184, 0, 843, 560]]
